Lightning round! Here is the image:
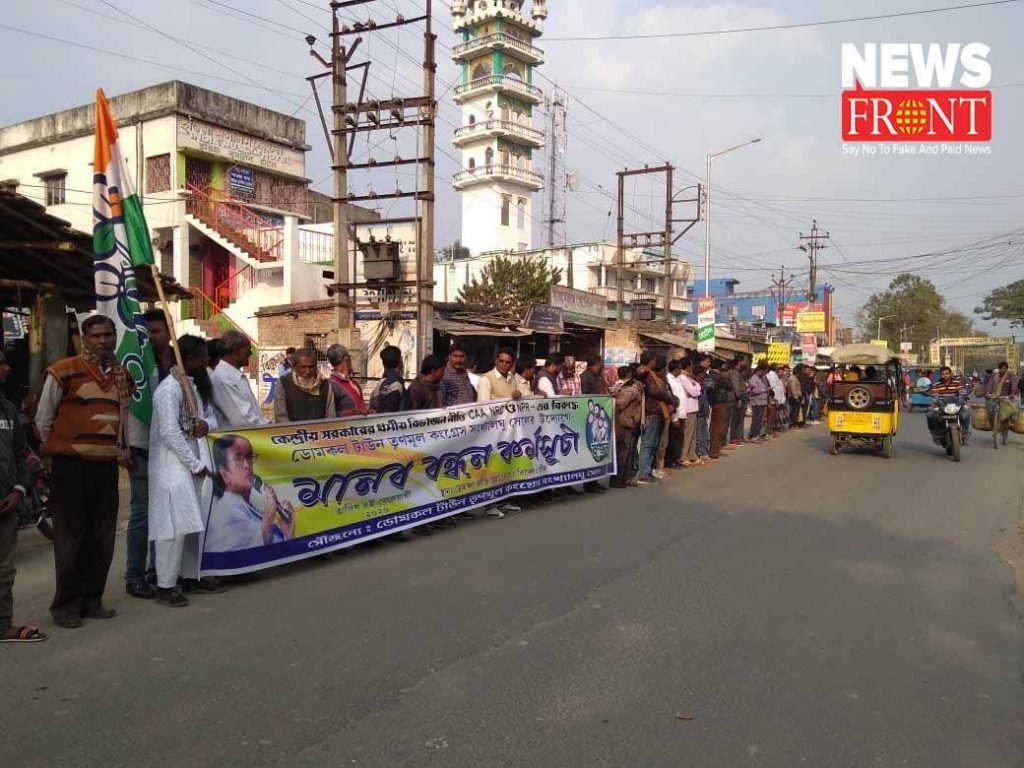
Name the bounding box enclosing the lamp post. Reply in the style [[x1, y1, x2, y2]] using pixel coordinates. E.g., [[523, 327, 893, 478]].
[[877, 314, 897, 341], [704, 137, 761, 298]]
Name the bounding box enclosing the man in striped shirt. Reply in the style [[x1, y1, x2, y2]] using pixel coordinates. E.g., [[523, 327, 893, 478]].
[[927, 366, 970, 437]]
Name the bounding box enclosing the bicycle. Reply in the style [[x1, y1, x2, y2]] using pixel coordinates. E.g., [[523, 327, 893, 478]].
[[987, 395, 1013, 449]]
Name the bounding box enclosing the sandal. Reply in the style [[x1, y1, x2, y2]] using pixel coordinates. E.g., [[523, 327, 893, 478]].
[[1, 624, 48, 643]]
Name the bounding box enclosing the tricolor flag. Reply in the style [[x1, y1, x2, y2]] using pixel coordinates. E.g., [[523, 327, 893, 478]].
[[93, 89, 158, 424]]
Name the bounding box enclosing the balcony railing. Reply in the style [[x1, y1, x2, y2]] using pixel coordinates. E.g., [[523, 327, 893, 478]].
[[453, 164, 545, 188], [454, 74, 543, 103], [453, 119, 545, 146], [452, 32, 545, 63], [592, 285, 692, 312]]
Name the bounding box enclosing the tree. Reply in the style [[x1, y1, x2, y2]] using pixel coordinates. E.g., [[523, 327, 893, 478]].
[[976, 279, 1024, 328], [457, 256, 562, 318], [857, 273, 976, 352]]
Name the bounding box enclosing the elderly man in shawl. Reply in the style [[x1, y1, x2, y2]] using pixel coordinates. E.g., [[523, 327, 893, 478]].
[[274, 347, 334, 423], [149, 335, 225, 608]]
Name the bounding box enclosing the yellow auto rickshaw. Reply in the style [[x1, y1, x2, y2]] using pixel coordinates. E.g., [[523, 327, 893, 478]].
[[827, 344, 902, 458]]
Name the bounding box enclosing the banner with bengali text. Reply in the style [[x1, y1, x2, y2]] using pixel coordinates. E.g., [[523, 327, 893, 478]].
[[200, 396, 616, 575]]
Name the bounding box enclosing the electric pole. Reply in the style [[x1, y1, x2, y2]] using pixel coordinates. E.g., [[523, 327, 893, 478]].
[[307, 1, 436, 361], [770, 265, 795, 339], [613, 164, 700, 325], [614, 164, 672, 323], [799, 219, 830, 305]]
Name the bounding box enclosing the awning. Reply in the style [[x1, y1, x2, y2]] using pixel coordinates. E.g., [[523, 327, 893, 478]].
[[0, 191, 188, 310], [640, 332, 696, 350], [715, 337, 753, 355], [434, 317, 533, 338]]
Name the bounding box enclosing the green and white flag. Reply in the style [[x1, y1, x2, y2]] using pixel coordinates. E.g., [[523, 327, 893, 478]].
[[93, 88, 158, 424]]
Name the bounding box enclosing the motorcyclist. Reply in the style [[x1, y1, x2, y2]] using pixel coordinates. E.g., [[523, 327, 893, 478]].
[[927, 366, 970, 439]]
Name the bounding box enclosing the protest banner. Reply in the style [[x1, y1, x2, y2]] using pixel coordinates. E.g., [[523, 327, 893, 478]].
[[201, 396, 616, 575]]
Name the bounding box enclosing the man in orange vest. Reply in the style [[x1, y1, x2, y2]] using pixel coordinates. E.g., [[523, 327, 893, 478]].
[[35, 315, 133, 629]]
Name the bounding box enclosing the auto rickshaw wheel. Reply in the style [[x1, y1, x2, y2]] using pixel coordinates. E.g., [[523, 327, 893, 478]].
[[846, 385, 874, 411], [881, 435, 894, 459]]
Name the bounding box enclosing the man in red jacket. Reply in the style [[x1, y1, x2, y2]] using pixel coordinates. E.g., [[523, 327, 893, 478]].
[[327, 343, 367, 417]]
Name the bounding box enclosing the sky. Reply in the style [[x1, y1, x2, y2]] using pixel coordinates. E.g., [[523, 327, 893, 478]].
[[2, 0, 1022, 335]]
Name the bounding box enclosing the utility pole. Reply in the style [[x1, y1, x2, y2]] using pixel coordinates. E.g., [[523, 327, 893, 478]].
[[661, 165, 674, 325], [799, 219, 830, 305], [308, 1, 436, 362], [613, 164, 698, 326], [770, 265, 795, 340], [418, 0, 436, 359]]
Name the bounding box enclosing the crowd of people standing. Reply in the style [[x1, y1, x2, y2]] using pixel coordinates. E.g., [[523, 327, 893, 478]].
[[608, 355, 824, 487], [0, 311, 829, 643]]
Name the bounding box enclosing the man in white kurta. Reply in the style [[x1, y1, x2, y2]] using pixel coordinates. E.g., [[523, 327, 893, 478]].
[[148, 336, 220, 607]]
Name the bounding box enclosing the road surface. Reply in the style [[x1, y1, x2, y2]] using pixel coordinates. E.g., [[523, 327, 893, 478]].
[[3, 416, 1022, 767]]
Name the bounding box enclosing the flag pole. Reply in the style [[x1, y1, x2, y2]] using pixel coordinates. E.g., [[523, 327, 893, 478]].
[[148, 264, 198, 423]]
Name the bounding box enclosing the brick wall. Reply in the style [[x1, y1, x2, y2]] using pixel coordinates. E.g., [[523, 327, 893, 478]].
[[256, 300, 335, 347]]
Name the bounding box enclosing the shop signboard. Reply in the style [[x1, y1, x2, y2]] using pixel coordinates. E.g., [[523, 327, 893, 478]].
[[697, 298, 716, 353]]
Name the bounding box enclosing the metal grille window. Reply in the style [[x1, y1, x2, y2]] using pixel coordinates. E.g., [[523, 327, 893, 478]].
[[145, 154, 171, 193], [185, 157, 211, 192], [751, 304, 766, 319], [500, 195, 511, 226], [726, 304, 739, 319], [303, 333, 330, 362], [44, 174, 66, 206]]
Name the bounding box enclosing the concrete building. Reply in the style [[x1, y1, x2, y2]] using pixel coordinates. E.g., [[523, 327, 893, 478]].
[[450, 0, 548, 256], [0, 80, 376, 343], [434, 242, 692, 323], [686, 277, 834, 335]]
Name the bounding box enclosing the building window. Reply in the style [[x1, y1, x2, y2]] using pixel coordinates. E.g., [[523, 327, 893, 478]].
[[516, 197, 526, 229], [468, 157, 476, 170], [726, 304, 739, 319], [751, 304, 766, 320], [518, 242, 528, 251], [145, 154, 171, 193], [500, 195, 511, 226], [44, 174, 66, 206], [303, 333, 329, 362], [485, 147, 494, 167]]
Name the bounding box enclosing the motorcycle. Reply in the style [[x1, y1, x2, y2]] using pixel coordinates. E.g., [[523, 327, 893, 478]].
[[15, 451, 52, 540], [928, 395, 964, 462]]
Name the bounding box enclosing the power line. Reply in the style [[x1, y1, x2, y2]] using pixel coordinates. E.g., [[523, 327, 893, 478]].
[[544, 0, 1024, 41]]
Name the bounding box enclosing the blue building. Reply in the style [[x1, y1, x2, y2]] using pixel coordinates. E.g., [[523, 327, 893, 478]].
[[686, 277, 833, 330]]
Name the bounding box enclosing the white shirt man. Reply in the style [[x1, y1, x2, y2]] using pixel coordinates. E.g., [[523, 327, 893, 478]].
[[211, 331, 268, 430], [667, 368, 687, 422], [766, 368, 786, 404], [148, 339, 221, 606]]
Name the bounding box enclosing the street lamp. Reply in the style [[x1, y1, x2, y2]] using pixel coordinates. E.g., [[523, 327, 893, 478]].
[[877, 314, 897, 340], [704, 137, 761, 298]]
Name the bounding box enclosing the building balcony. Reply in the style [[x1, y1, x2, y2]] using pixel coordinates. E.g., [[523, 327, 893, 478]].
[[453, 164, 545, 191], [452, 33, 545, 65], [453, 74, 543, 105], [591, 285, 692, 314], [453, 119, 545, 148]]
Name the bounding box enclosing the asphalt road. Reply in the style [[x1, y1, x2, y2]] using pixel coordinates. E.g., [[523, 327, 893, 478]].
[[3, 416, 1022, 768]]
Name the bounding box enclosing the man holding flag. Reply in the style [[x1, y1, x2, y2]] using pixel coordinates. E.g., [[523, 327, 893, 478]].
[[36, 89, 162, 624]]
